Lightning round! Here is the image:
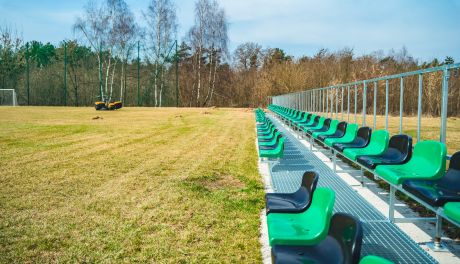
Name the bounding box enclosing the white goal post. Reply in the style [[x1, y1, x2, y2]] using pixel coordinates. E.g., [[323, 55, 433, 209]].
[[0, 89, 18, 106]]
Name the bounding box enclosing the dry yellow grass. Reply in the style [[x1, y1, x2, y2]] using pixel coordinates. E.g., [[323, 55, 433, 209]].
[[0, 107, 264, 263]]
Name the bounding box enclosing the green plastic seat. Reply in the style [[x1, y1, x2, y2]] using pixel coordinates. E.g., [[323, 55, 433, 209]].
[[260, 137, 285, 159], [303, 117, 325, 132], [360, 255, 394, 264], [444, 202, 460, 224], [293, 113, 310, 125], [259, 131, 281, 146], [324, 124, 359, 147], [257, 122, 273, 132], [267, 188, 335, 246], [297, 114, 317, 128], [375, 140, 447, 185], [312, 119, 339, 139], [258, 127, 276, 140], [343, 130, 389, 161]]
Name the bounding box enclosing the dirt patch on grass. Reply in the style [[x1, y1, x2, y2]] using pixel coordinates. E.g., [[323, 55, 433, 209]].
[[204, 175, 246, 191]]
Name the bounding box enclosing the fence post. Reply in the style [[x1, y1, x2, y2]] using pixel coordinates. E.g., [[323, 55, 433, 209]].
[[26, 42, 30, 105], [175, 40, 179, 107], [99, 43, 103, 102], [63, 41, 67, 106], [137, 41, 140, 106], [440, 67, 450, 143]]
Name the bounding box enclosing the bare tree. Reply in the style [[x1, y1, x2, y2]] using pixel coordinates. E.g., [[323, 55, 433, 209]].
[[111, 0, 138, 102], [188, 0, 228, 107], [74, 0, 135, 103], [203, 5, 228, 106], [144, 0, 177, 107]]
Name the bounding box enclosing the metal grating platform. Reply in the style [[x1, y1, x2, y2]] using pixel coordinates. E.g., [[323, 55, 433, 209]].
[[267, 115, 437, 264]]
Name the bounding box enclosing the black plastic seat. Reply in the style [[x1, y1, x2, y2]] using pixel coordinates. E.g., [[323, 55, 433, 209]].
[[306, 118, 332, 135], [333, 127, 372, 152], [265, 171, 319, 215], [356, 135, 412, 169], [402, 151, 460, 207], [259, 134, 283, 151], [271, 213, 363, 264], [318, 121, 347, 141]]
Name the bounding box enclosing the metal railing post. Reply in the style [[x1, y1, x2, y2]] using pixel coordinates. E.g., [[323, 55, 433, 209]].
[[385, 80, 389, 131], [354, 84, 358, 123], [373, 81, 377, 130], [417, 74, 423, 143], [335, 87, 338, 119], [399, 77, 404, 134], [347, 86, 350, 122], [362, 81, 367, 127], [341, 87, 344, 120], [440, 67, 450, 143]]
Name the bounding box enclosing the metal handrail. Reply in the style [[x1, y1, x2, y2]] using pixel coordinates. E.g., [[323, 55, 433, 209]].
[[272, 63, 460, 144]]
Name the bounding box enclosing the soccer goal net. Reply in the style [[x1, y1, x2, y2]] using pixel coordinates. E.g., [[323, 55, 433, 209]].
[[0, 89, 18, 106]]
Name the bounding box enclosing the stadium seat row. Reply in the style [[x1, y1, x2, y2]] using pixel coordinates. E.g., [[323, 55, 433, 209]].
[[255, 109, 285, 159], [257, 107, 393, 263], [264, 170, 392, 263], [268, 104, 460, 238]]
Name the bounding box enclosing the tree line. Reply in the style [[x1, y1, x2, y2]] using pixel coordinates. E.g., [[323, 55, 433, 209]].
[[0, 0, 458, 115]]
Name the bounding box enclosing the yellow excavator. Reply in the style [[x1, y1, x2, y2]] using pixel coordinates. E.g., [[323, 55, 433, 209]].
[[95, 101, 123, 110]]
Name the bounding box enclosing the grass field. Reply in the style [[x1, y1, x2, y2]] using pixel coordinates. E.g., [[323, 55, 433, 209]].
[[1, 107, 460, 263], [0, 107, 264, 263]]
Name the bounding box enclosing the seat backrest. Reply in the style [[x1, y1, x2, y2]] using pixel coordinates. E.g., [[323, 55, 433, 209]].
[[301, 171, 319, 195], [388, 134, 412, 158], [322, 118, 332, 129], [411, 140, 447, 177], [367, 130, 389, 151], [275, 133, 282, 143], [307, 114, 317, 124], [316, 117, 325, 127], [314, 115, 320, 122], [327, 120, 339, 132], [439, 151, 460, 190], [449, 152, 460, 170], [329, 213, 363, 264], [357, 127, 372, 141], [342, 123, 358, 139], [337, 121, 347, 133], [308, 188, 336, 242]]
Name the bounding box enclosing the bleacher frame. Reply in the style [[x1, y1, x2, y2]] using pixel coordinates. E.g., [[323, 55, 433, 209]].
[[270, 63, 460, 252]]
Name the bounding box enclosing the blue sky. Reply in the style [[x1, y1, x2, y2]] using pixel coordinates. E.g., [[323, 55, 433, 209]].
[[1, 0, 459, 62]]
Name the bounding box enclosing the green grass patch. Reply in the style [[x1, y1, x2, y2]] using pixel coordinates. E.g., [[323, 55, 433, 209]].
[[0, 107, 264, 263]]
